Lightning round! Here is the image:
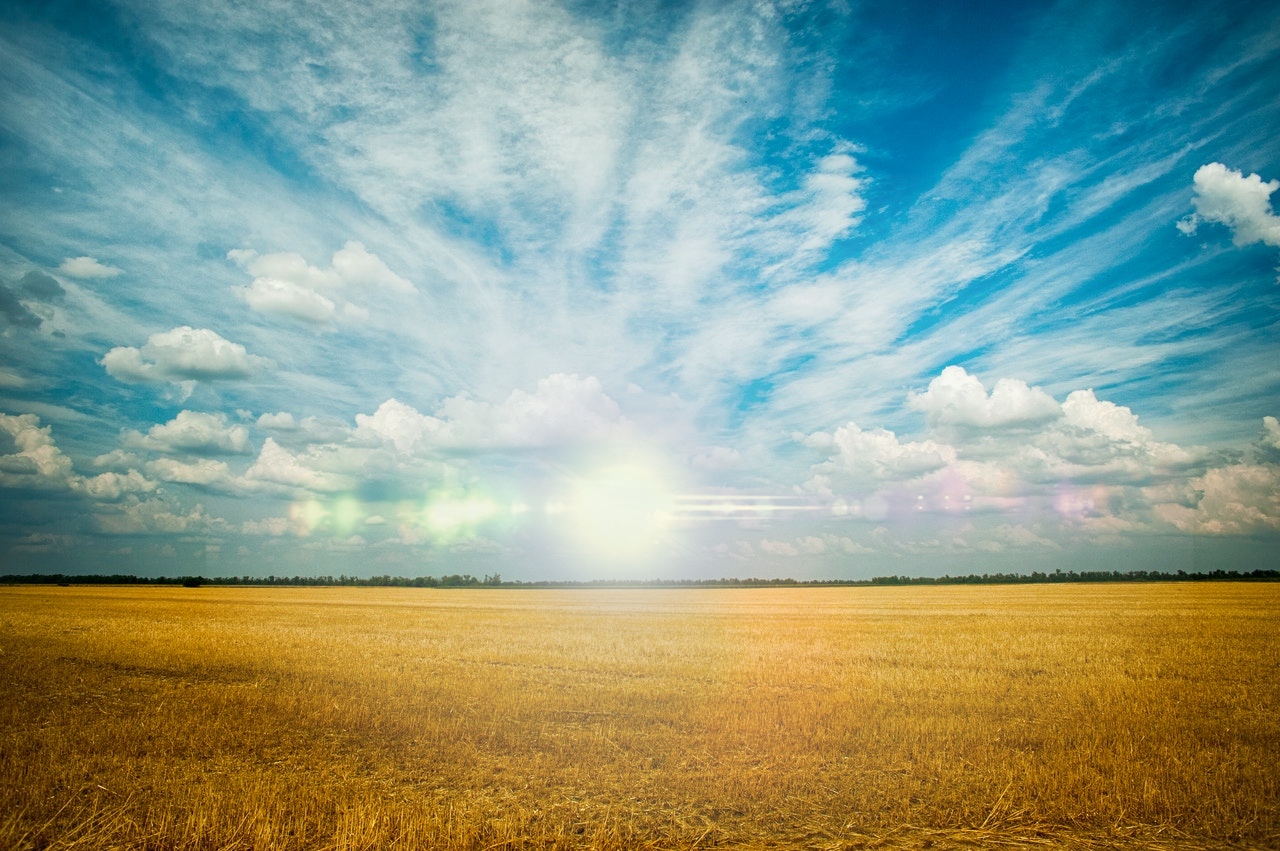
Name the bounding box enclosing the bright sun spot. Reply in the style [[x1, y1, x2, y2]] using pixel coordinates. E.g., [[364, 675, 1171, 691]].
[[564, 464, 673, 559]]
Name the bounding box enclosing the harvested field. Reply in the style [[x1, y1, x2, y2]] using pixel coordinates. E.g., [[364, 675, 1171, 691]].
[[1, 583, 1277, 849]]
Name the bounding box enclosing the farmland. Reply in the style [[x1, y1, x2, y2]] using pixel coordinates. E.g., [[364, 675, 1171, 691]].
[[1, 583, 1277, 849]]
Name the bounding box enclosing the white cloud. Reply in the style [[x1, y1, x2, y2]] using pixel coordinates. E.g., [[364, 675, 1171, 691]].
[[787, 151, 868, 253], [758, 538, 799, 556], [356, 374, 625, 452], [257, 411, 298, 430], [94, 497, 224, 535], [145, 457, 234, 487], [1153, 464, 1280, 535], [92, 448, 143, 470], [802, 422, 956, 489], [355, 399, 441, 453], [1179, 162, 1280, 247], [124, 410, 253, 455], [74, 470, 156, 500], [0, 412, 76, 489], [57, 256, 122, 278], [1259, 416, 1280, 460], [244, 438, 352, 493], [229, 242, 411, 323], [101, 327, 272, 383], [229, 249, 341, 290], [909, 365, 1060, 430], [331, 241, 413, 293], [238, 277, 337, 324], [1024, 390, 1196, 482], [241, 516, 294, 536], [0, 414, 155, 500]]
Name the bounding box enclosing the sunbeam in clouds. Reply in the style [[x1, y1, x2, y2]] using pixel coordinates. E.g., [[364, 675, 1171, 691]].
[[0, 0, 1277, 578]]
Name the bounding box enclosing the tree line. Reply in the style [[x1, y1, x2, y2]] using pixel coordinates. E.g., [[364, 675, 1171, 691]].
[[2, 568, 1277, 587]]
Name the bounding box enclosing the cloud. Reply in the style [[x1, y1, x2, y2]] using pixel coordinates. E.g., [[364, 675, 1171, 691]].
[[786, 151, 868, 254], [909, 365, 1061, 430], [229, 242, 411, 323], [244, 438, 353, 493], [94, 496, 224, 535], [758, 539, 799, 557], [76, 469, 157, 500], [0, 284, 42, 328], [1153, 464, 1280, 535], [0, 271, 70, 329], [257, 412, 298, 430], [331, 241, 413, 293], [1178, 162, 1280, 248], [242, 516, 294, 536], [57, 256, 122, 278], [145, 457, 234, 487], [1, 412, 159, 500], [1024, 390, 1197, 483], [356, 373, 625, 452], [19, 271, 66, 300], [1254, 415, 1280, 464], [123, 410, 253, 455], [802, 422, 956, 490], [101, 327, 272, 383], [0, 413, 76, 489], [239, 277, 337, 324]]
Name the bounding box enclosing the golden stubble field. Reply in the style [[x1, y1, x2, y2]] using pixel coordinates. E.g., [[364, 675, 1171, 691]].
[[1, 583, 1277, 850]]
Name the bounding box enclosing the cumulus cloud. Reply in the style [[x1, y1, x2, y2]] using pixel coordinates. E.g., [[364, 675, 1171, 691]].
[[57, 256, 122, 278], [331, 241, 413, 293], [257, 411, 299, 430], [758, 538, 799, 556], [1, 413, 157, 499], [0, 413, 76, 489], [244, 438, 353, 493], [239, 277, 337, 324], [229, 241, 412, 323], [795, 534, 874, 555], [123, 410, 253, 455], [242, 515, 294, 536], [145, 457, 234, 487], [1153, 464, 1280, 535], [76, 469, 157, 500], [94, 496, 224, 535], [801, 422, 956, 490], [356, 399, 440, 453], [101, 326, 272, 383], [1023, 390, 1196, 483], [356, 373, 625, 452], [1256, 415, 1280, 464], [1178, 162, 1280, 247], [909, 365, 1060, 430], [795, 367, 1220, 540]]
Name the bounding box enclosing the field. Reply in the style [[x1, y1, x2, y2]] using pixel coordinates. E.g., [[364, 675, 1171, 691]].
[[1, 583, 1277, 850]]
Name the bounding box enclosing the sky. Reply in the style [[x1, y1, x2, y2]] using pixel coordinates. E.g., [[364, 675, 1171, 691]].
[[1, 0, 1278, 580]]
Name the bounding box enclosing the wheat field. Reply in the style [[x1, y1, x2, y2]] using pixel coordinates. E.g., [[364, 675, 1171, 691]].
[[1, 582, 1277, 850]]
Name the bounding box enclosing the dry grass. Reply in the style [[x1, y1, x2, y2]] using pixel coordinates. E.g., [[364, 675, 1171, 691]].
[[1, 583, 1277, 850]]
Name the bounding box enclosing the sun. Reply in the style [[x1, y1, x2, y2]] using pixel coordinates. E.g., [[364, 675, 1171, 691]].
[[563, 463, 673, 560]]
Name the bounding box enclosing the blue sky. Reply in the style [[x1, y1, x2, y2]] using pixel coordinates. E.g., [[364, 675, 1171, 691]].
[[1, 0, 1278, 579]]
